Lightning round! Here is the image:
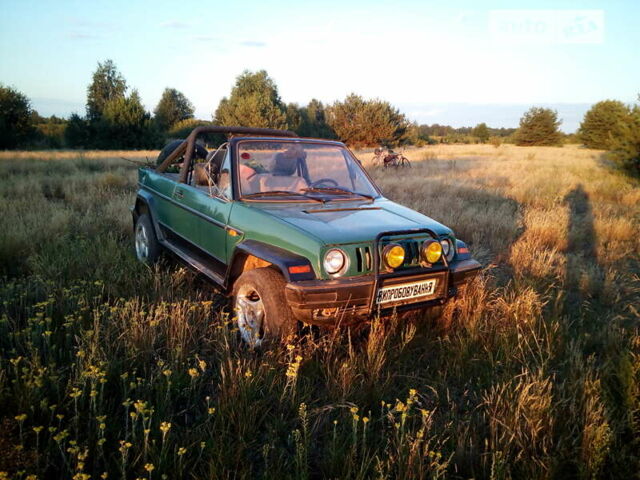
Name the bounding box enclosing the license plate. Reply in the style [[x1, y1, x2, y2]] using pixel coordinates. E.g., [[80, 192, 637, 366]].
[[375, 278, 438, 305]]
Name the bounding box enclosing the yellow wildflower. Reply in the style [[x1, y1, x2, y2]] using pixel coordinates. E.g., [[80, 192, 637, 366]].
[[160, 422, 171, 434]]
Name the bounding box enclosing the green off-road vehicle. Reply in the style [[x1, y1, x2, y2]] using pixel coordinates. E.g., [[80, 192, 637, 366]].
[[132, 126, 481, 345]]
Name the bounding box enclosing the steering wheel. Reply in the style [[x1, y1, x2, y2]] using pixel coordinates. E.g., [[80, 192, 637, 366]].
[[310, 178, 339, 188]]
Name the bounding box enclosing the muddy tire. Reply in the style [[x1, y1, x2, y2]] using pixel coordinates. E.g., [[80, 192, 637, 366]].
[[134, 214, 161, 265], [231, 267, 297, 347]]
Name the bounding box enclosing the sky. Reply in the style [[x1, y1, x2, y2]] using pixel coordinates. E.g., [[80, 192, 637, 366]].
[[1, 0, 638, 132]]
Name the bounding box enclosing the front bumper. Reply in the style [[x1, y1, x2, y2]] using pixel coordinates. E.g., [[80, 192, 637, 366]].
[[285, 257, 481, 325]]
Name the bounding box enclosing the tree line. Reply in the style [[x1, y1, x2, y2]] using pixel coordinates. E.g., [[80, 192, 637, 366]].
[[0, 59, 638, 174]]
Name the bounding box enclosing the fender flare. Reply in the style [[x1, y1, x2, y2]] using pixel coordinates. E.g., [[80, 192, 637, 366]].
[[132, 191, 164, 242], [227, 239, 316, 286]]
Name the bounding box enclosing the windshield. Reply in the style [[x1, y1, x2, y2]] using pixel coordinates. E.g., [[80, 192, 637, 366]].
[[236, 140, 379, 200]]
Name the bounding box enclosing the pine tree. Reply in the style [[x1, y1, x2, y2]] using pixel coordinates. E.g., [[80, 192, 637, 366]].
[[578, 100, 630, 149], [154, 88, 195, 132], [472, 123, 490, 143], [326, 94, 409, 147], [514, 107, 563, 146], [64, 113, 90, 148], [98, 90, 160, 149], [285, 103, 302, 132], [608, 97, 640, 175], [297, 99, 336, 139], [214, 70, 287, 129]]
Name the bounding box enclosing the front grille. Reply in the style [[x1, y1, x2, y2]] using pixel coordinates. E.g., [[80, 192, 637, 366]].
[[401, 239, 421, 266], [355, 246, 372, 272]]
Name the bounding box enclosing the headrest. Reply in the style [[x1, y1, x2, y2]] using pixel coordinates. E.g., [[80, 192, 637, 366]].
[[273, 153, 298, 176]]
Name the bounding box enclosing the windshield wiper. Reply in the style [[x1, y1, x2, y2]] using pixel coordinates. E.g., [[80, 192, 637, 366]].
[[242, 190, 323, 202], [302, 187, 374, 201]]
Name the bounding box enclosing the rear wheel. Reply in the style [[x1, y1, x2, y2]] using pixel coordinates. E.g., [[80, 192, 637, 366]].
[[134, 213, 161, 265], [232, 268, 297, 347]]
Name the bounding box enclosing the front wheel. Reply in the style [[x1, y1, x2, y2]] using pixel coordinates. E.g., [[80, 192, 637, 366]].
[[232, 267, 297, 347], [134, 213, 161, 265]]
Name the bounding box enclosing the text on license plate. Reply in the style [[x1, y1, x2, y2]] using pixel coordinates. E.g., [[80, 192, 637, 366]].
[[376, 278, 437, 305]]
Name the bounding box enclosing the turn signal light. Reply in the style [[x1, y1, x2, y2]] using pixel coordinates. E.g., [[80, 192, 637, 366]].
[[289, 265, 311, 274]]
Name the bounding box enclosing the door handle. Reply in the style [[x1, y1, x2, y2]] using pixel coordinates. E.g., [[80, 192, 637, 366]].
[[174, 189, 184, 199]]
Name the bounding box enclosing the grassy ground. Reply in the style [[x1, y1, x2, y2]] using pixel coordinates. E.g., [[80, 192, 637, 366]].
[[0, 145, 638, 479]]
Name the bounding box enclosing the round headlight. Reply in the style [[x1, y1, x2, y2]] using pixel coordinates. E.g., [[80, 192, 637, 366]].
[[323, 249, 347, 275], [440, 238, 455, 261], [383, 243, 405, 269], [421, 239, 443, 264]]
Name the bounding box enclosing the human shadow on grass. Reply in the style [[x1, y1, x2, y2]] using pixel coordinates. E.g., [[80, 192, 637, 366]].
[[562, 183, 600, 317], [553, 184, 618, 477]]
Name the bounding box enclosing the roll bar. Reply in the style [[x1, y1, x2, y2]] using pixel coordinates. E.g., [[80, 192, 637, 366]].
[[155, 126, 298, 183]]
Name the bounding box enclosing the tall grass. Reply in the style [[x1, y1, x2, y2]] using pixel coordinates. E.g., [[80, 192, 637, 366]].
[[0, 146, 638, 479]]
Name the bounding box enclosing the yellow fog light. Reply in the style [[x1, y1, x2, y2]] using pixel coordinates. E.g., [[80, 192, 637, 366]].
[[383, 243, 405, 269], [422, 239, 443, 264]]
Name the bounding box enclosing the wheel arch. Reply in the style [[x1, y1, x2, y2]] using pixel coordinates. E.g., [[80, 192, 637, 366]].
[[132, 191, 163, 241], [226, 239, 316, 291]]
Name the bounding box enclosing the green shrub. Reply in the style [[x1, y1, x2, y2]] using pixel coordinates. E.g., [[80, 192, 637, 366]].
[[514, 107, 563, 146], [578, 100, 630, 149], [608, 102, 640, 176], [326, 94, 409, 147]]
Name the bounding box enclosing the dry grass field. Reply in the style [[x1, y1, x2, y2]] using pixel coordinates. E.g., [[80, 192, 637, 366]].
[[0, 144, 638, 479]]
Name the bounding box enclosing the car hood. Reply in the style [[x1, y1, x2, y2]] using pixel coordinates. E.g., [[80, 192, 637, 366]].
[[251, 198, 453, 245]]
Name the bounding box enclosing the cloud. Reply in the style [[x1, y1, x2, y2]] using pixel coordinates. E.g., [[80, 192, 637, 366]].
[[160, 20, 191, 29], [67, 18, 114, 29], [239, 40, 266, 47], [64, 17, 114, 40], [193, 35, 219, 42], [66, 31, 100, 40]]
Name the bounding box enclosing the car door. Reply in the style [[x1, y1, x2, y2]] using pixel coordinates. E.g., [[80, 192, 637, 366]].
[[139, 169, 196, 241], [173, 152, 233, 264]]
